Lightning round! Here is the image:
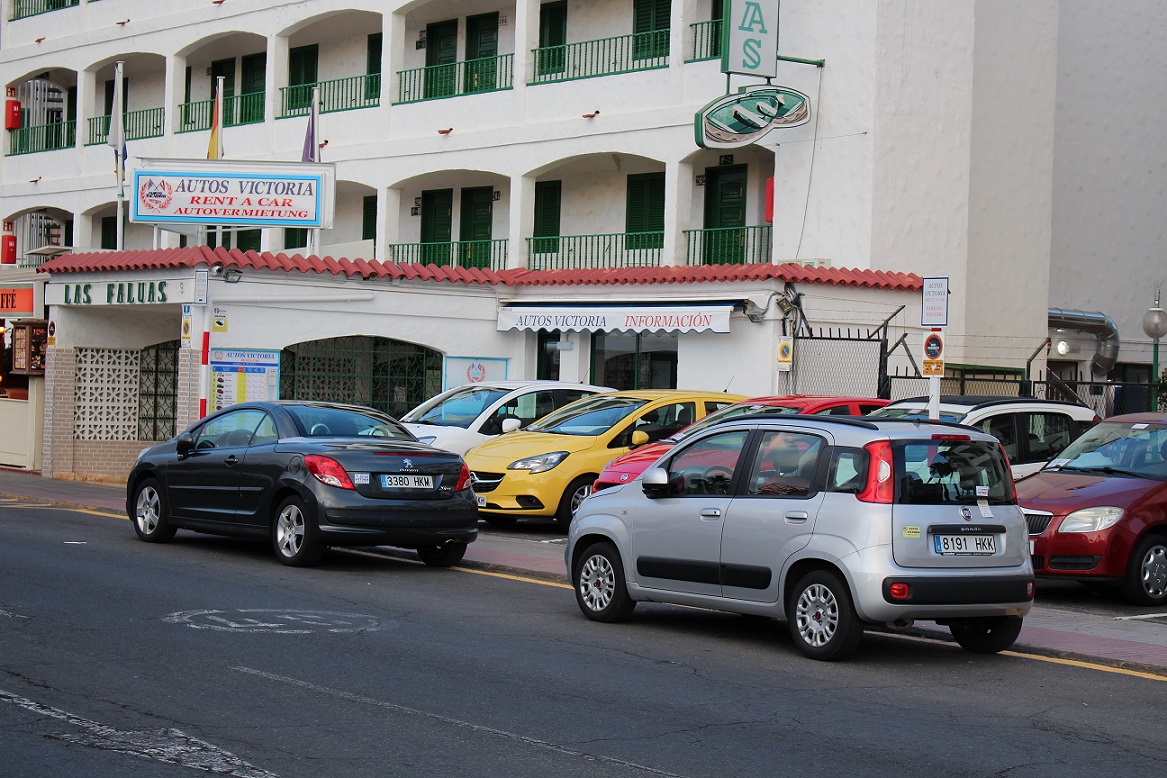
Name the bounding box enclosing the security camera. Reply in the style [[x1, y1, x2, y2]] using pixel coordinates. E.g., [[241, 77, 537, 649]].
[[210, 264, 225, 277]]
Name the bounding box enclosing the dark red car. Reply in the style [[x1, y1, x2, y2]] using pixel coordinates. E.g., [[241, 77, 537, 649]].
[[1017, 413, 1167, 605], [593, 395, 888, 491]]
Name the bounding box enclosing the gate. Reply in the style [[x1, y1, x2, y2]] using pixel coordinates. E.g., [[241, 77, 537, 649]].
[[792, 326, 889, 397]]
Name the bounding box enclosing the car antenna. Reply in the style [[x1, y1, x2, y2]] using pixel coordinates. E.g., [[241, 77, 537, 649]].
[[723, 376, 734, 393]]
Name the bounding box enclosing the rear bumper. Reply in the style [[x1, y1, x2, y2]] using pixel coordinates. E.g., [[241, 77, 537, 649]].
[[316, 490, 479, 549], [880, 574, 1033, 606]]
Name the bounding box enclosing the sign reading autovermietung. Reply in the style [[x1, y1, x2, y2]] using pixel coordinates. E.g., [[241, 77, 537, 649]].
[[130, 158, 336, 229]]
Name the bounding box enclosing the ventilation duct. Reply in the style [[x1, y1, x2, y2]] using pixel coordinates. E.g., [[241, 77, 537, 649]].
[[1047, 308, 1120, 375]]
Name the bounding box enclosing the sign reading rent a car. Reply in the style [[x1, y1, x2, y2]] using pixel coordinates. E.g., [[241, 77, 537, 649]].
[[131, 158, 336, 229]]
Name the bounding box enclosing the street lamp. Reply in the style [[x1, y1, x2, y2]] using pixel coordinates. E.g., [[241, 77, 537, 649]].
[[1141, 289, 1167, 412]]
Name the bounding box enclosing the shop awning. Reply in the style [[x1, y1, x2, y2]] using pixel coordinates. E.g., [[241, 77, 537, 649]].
[[497, 303, 734, 333]]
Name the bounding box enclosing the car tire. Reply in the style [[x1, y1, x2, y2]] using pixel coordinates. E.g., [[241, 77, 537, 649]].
[[482, 514, 518, 527], [272, 495, 324, 567], [1121, 534, 1167, 606], [787, 570, 864, 661], [573, 541, 636, 623], [948, 616, 1023, 654], [131, 478, 176, 543], [417, 542, 468, 568], [556, 476, 594, 531]]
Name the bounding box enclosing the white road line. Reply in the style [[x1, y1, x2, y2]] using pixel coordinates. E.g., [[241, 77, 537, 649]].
[[233, 666, 690, 778], [0, 689, 279, 778], [1114, 613, 1167, 621]]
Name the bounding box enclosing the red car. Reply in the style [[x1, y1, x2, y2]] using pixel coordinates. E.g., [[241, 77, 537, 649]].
[[593, 395, 889, 491], [1017, 413, 1167, 605]]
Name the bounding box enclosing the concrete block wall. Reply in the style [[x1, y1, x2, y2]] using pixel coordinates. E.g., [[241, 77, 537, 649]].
[[41, 347, 76, 479]]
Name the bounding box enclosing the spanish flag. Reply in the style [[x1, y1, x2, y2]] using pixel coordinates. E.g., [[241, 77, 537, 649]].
[[207, 76, 224, 160]]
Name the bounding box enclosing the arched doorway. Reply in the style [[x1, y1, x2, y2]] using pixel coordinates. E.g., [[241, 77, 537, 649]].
[[280, 336, 442, 418]]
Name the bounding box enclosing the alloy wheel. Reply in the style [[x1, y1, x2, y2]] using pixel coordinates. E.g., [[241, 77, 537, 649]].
[[795, 582, 839, 648], [579, 552, 616, 612], [135, 487, 160, 535], [276, 503, 306, 558]]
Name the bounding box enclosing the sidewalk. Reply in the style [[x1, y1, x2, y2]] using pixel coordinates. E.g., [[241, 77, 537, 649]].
[[3, 468, 1166, 673]]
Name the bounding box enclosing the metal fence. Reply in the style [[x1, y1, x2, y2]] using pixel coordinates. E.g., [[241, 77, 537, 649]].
[[791, 328, 889, 397]]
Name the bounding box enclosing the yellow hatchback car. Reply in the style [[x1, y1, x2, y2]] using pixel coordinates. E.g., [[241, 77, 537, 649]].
[[465, 390, 745, 530]]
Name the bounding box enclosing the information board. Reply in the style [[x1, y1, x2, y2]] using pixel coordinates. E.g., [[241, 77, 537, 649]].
[[209, 349, 280, 412]]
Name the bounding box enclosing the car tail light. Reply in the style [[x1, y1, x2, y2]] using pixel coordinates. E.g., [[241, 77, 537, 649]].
[[857, 440, 894, 503], [999, 442, 1018, 502], [931, 433, 971, 441], [454, 463, 471, 492], [305, 455, 356, 490], [889, 582, 910, 599]]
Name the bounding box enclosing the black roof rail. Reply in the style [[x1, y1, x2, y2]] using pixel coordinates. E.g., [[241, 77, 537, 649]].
[[713, 413, 879, 430], [890, 395, 1088, 410]]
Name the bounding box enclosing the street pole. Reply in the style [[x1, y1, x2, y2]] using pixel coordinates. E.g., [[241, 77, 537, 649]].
[[1141, 288, 1167, 413]]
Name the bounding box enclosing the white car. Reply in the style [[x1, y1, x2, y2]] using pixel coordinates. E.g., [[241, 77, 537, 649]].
[[401, 381, 612, 456], [870, 395, 1100, 477]]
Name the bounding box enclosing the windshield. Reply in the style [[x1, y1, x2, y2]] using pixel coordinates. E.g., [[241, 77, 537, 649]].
[[1044, 421, 1167, 479], [527, 396, 648, 436], [284, 405, 414, 440], [896, 439, 1013, 505], [869, 406, 967, 424], [401, 386, 511, 427], [669, 402, 804, 443]]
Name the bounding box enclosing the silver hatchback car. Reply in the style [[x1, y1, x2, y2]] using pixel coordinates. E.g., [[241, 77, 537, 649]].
[[566, 415, 1034, 660]]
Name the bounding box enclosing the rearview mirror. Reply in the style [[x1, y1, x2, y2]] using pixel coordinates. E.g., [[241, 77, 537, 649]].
[[642, 467, 669, 498], [501, 418, 522, 434], [631, 429, 650, 447], [175, 433, 195, 458]]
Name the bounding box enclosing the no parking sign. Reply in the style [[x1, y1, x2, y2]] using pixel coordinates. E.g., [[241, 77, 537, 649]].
[[777, 337, 794, 372], [922, 331, 945, 376]]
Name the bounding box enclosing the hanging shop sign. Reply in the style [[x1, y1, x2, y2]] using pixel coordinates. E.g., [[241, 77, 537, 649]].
[[130, 158, 335, 229], [694, 85, 810, 149], [498, 304, 733, 333], [1, 286, 34, 317], [210, 349, 281, 413], [46, 274, 208, 306], [721, 0, 781, 78]]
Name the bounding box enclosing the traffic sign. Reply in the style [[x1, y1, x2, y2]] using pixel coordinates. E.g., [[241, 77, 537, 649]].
[[922, 277, 949, 327]]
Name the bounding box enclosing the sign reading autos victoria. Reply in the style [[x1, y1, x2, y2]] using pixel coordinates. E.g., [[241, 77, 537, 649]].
[[497, 304, 733, 333], [130, 158, 336, 229]]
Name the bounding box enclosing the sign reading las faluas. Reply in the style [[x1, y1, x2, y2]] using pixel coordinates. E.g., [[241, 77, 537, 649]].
[[131, 158, 336, 229], [722, 0, 781, 78]]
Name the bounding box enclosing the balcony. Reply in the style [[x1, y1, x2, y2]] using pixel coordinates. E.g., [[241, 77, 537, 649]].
[[395, 55, 514, 104], [530, 30, 669, 85], [684, 225, 772, 265], [279, 74, 381, 118], [525, 232, 664, 270], [687, 19, 722, 63], [7, 121, 76, 156], [9, 0, 77, 22], [85, 108, 166, 145], [177, 93, 265, 133], [386, 239, 509, 270]]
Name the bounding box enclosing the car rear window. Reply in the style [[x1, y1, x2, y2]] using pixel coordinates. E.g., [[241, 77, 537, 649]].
[[286, 406, 414, 439], [895, 439, 1013, 505]]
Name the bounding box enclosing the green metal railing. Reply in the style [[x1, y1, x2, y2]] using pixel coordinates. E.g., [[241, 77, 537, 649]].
[[387, 239, 508, 270], [10, 0, 78, 22], [177, 92, 265, 133], [85, 107, 165, 145], [279, 74, 381, 118], [395, 54, 514, 104], [687, 19, 722, 62], [530, 30, 670, 84], [684, 225, 772, 266], [7, 121, 76, 155], [525, 232, 664, 269]]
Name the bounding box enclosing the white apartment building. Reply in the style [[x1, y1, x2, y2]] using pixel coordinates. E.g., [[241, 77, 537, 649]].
[[0, 1, 1163, 479]]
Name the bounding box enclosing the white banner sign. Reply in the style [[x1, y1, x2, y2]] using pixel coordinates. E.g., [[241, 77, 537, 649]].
[[130, 158, 335, 229], [722, 0, 780, 78], [498, 304, 733, 333]]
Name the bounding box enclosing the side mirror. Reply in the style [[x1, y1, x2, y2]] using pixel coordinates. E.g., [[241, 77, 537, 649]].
[[642, 467, 669, 498], [175, 433, 195, 458], [501, 418, 522, 434], [631, 429, 650, 447]]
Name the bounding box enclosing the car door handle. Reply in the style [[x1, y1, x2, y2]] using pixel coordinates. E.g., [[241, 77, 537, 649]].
[[224, 455, 240, 466], [785, 511, 809, 523], [700, 508, 722, 520]]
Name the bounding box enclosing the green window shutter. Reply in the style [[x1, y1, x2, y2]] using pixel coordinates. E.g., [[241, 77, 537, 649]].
[[184, 66, 191, 104], [284, 228, 308, 250], [532, 180, 562, 253], [362, 195, 377, 241], [289, 44, 319, 86], [634, 0, 671, 32], [626, 173, 665, 249], [100, 216, 117, 250], [367, 33, 383, 75], [236, 229, 261, 253], [539, 1, 567, 47]]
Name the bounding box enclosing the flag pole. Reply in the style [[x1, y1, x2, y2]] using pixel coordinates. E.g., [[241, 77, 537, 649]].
[[208, 75, 225, 248], [108, 61, 126, 251], [308, 85, 321, 258]]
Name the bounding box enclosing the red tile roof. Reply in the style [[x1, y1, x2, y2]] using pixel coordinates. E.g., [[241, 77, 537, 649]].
[[37, 248, 920, 291]]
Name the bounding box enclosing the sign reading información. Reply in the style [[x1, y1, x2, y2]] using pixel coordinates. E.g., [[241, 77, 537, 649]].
[[130, 158, 336, 229]]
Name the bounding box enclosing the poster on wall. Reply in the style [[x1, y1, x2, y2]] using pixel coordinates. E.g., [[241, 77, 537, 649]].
[[209, 349, 281, 412], [444, 356, 508, 391]]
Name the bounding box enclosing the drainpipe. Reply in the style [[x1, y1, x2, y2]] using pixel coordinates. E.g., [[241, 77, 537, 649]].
[[1047, 308, 1120, 376]]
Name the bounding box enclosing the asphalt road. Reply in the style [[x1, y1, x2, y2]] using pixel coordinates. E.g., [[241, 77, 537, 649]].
[[2, 499, 1166, 778]]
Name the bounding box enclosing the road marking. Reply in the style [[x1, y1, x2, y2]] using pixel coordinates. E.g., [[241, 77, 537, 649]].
[[0, 689, 278, 777], [164, 609, 384, 634], [1114, 613, 1167, 621], [233, 666, 687, 777]]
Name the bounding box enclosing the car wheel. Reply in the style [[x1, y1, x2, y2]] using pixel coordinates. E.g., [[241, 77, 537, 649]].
[[573, 541, 635, 623], [417, 542, 468, 568], [272, 495, 324, 567], [1121, 534, 1167, 605], [948, 616, 1024, 654], [131, 478, 176, 543], [482, 514, 518, 527], [556, 476, 594, 531], [787, 570, 864, 661]]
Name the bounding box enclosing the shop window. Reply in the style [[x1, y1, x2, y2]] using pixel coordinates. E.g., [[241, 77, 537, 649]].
[[280, 336, 442, 419], [284, 228, 308, 251], [592, 330, 677, 390], [0, 320, 31, 400], [236, 229, 261, 253], [537, 329, 562, 380], [138, 340, 178, 441]]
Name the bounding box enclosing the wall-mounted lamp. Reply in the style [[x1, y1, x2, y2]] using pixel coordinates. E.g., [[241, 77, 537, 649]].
[[775, 296, 796, 315], [1054, 340, 1080, 356], [437, 128, 453, 135], [582, 110, 600, 119], [223, 268, 243, 283], [318, 139, 329, 149]]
